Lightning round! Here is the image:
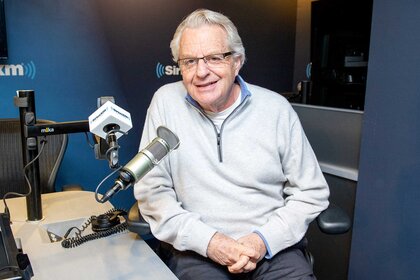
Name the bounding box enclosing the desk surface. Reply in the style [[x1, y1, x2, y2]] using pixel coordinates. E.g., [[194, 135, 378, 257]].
[[3, 191, 177, 280]]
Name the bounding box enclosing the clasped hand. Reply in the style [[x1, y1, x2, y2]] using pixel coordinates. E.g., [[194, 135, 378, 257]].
[[207, 232, 267, 274]]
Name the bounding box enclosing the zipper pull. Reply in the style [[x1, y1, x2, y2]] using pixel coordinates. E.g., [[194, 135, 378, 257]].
[[217, 132, 222, 162]]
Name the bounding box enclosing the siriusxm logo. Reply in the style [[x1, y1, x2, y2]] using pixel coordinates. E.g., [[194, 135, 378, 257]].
[[156, 62, 180, 78], [0, 61, 36, 79]]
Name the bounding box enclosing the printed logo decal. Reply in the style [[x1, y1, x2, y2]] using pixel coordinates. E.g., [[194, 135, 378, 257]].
[[0, 61, 36, 79], [156, 62, 180, 78]]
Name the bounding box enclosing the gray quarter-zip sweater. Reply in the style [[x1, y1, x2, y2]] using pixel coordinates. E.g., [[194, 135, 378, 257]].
[[134, 76, 329, 258]]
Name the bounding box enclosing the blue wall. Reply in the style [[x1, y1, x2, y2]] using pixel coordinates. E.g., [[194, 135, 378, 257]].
[[349, 1, 420, 279], [0, 0, 298, 209], [0, 1, 137, 208]]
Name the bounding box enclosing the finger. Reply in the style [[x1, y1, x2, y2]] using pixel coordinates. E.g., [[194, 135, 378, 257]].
[[241, 246, 260, 260], [249, 252, 262, 262], [229, 260, 257, 274], [228, 263, 245, 274], [228, 266, 243, 274], [242, 260, 257, 272], [228, 255, 249, 272]]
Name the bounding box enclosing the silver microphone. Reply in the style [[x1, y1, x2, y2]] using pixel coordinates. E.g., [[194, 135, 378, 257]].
[[99, 126, 180, 203]]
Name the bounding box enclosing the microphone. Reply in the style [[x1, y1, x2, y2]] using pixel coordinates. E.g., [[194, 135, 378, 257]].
[[99, 126, 180, 203], [88, 100, 133, 168]]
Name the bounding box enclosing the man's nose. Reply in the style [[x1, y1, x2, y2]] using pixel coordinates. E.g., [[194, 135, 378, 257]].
[[195, 58, 210, 77]]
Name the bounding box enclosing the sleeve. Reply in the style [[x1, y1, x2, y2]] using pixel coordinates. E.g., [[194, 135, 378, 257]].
[[255, 113, 330, 257], [133, 92, 217, 257]]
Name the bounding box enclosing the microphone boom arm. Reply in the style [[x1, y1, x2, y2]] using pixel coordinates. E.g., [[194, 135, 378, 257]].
[[25, 120, 90, 137], [13, 91, 128, 221]]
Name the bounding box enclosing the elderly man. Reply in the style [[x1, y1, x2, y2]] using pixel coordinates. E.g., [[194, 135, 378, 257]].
[[134, 9, 329, 280]]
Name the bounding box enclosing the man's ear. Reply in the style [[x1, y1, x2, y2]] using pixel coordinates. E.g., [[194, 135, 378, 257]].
[[233, 56, 242, 76]]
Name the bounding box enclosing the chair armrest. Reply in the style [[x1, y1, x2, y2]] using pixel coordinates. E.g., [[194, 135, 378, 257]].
[[126, 203, 352, 236], [316, 204, 352, 234], [127, 203, 152, 236]]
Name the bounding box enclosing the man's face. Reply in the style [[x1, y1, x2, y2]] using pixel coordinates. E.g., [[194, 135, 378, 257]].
[[179, 25, 241, 112]]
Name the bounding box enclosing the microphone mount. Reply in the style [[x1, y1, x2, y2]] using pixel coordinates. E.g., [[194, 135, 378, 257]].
[[104, 124, 121, 169]]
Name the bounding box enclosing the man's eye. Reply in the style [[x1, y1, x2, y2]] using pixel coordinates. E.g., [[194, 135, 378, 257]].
[[184, 59, 196, 66], [208, 55, 223, 63]]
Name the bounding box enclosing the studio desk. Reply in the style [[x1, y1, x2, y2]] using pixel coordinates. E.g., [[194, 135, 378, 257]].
[[2, 191, 177, 280]]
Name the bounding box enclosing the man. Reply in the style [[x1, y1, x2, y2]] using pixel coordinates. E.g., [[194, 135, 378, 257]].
[[134, 9, 329, 280]]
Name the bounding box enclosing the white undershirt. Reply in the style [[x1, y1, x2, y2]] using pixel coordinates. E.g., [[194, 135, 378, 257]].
[[204, 91, 241, 132]]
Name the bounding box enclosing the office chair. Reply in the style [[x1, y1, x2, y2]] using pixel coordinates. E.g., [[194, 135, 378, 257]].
[[127, 202, 351, 268], [0, 118, 81, 198]]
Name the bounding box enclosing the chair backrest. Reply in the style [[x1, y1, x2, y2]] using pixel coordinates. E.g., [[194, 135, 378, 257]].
[[0, 118, 68, 197]]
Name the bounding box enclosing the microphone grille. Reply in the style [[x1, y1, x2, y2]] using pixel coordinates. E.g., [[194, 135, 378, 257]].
[[148, 140, 169, 162], [157, 126, 180, 150]]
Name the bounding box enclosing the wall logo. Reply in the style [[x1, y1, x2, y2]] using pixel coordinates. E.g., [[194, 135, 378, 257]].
[[156, 62, 180, 78], [0, 61, 36, 79], [24, 61, 37, 79]]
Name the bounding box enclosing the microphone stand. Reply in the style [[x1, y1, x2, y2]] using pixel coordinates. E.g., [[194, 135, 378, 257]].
[[14, 90, 90, 221]]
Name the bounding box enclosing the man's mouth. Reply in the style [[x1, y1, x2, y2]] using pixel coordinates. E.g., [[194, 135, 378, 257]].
[[196, 81, 217, 88]]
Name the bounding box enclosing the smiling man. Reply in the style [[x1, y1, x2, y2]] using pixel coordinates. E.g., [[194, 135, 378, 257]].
[[134, 9, 329, 280], [177, 24, 241, 113]]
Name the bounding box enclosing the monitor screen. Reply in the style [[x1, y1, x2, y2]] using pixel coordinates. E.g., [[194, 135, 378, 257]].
[[0, 0, 8, 60]]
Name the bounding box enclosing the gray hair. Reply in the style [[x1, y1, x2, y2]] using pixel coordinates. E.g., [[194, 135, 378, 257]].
[[170, 9, 246, 67]]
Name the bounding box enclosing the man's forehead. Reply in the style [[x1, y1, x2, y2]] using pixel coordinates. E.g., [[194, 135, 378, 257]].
[[179, 26, 228, 56]]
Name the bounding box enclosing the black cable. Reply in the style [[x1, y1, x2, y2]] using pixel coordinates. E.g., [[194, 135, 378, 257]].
[[61, 222, 128, 248], [84, 132, 95, 149], [2, 137, 47, 216], [61, 208, 127, 248], [94, 166, 122, 203], [63, 216, 94, 239]]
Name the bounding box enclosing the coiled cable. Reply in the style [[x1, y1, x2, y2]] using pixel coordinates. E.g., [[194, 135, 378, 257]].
[[61, 208, 127, 249], [61, 223, 127, 248]]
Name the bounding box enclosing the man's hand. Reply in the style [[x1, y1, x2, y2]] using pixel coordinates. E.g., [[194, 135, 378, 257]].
[[206, 232, 259, 268], [227, 233, 267, 274], [237, 233, 267, 262]]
